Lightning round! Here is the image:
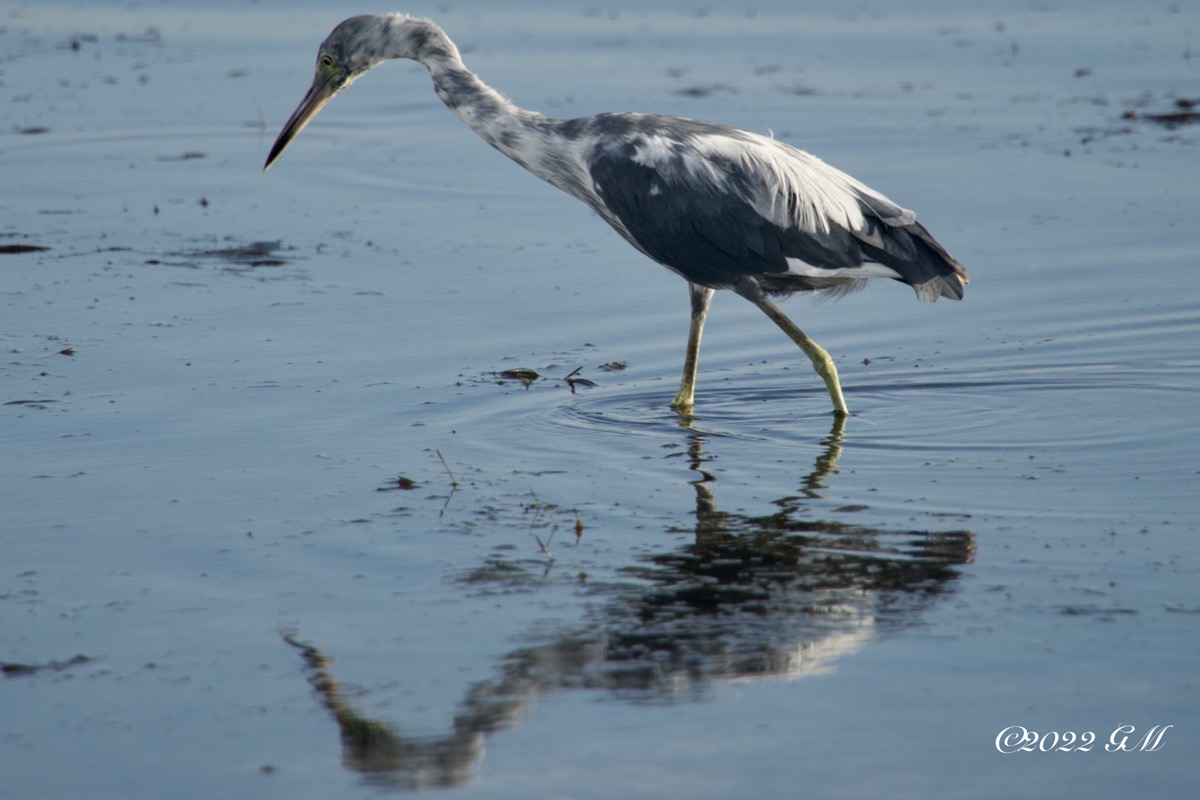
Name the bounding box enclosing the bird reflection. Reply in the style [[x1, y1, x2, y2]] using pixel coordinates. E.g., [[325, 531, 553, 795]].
[[682, 413, 845, 530], [285, 419, 974, 791]]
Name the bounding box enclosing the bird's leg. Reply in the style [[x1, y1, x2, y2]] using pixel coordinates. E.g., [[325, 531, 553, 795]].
[[733, 280, 850, 417], [671, 282, 715, 411]]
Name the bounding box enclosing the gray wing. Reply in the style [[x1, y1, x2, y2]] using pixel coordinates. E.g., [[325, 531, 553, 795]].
[[585, 120, 965, 300]]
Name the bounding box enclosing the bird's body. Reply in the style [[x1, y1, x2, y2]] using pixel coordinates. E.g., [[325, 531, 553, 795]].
[[266, 13, 967, 416]]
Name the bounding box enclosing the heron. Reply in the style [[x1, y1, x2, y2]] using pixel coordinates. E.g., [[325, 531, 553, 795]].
[[264, 13, 968, 417]]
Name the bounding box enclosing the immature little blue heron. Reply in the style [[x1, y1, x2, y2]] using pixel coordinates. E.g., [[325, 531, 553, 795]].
[[265, 13, 968, 417]]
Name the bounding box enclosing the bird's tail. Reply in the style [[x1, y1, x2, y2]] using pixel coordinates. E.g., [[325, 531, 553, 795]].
[[887, 220, 968, 302], [852, 192, 968, 302]]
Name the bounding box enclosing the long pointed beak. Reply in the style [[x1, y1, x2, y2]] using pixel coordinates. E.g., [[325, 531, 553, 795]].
[[264, 77, 338, 171]]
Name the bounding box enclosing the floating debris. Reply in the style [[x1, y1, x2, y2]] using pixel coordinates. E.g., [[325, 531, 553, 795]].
[[563, 366, 596, 393], [0, 244, 50, 254], [779, 82, 817, 97], [498, 367, 539, 380], [1121, 97, 1200, 129], [2, 654, 92, 677], [675, 83, 738, 98], [497, 367, 540, 387], [169, 239, 291, 270], [116, 26, 162, 44], [436, 449, 458, 488], [4, 399, 59, 409]]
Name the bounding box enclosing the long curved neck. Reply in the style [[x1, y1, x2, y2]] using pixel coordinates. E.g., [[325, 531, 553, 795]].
[[397, 19, 552, 173]]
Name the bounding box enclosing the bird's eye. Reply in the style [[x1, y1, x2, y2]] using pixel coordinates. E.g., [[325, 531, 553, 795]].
[[318, 54, 335, 70]]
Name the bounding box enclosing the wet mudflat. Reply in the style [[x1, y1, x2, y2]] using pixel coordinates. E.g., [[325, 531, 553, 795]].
[[2, 1, 1198, 797]]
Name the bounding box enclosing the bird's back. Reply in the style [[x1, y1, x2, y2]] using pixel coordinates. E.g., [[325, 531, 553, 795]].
[[555, 112, 966, 301]]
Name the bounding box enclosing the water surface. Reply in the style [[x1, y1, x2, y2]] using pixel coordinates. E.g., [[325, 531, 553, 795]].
[[2, 1, 1198, 797]]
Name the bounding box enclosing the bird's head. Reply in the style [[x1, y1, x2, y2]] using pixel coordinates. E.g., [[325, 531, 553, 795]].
[[264, 14, 431, 170]]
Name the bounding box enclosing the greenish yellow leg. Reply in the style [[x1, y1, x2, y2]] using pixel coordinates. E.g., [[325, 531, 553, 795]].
[[735, 281, 850, 417], [671, 283, 715, 411]]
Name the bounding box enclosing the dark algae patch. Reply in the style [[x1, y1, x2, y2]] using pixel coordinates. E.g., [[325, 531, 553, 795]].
[[1123, 97, 1200, 129], [2, 654, 93, 677]]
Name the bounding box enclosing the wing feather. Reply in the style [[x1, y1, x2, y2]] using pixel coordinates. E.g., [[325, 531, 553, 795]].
[[582, 115, 966, 300]]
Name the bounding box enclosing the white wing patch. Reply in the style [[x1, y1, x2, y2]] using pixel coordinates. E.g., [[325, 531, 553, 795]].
[[631, 133, 735, 192], [784, 258, 902, 281], [629, 134, 677, 168], [690, 132, 915, 236]]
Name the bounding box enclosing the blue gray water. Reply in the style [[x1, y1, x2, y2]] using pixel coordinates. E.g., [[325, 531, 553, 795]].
[[3, 1, 1198, 797]]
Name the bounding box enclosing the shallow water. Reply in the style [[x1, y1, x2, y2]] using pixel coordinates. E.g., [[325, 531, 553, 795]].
[[3, 0, 1198, 797]]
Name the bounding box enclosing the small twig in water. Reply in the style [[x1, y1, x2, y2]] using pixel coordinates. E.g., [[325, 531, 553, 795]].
[[436, 449, 458, 488], [563, 366, 596, 394], [528, 484, 557, 559]]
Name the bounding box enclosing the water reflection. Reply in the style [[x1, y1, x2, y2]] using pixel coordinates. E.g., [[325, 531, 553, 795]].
[[286, 419, 975, 791]]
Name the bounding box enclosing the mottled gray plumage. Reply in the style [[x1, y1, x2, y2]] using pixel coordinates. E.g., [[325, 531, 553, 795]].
[[265, 13, 969, 417], [584, 116, 960, 299]]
